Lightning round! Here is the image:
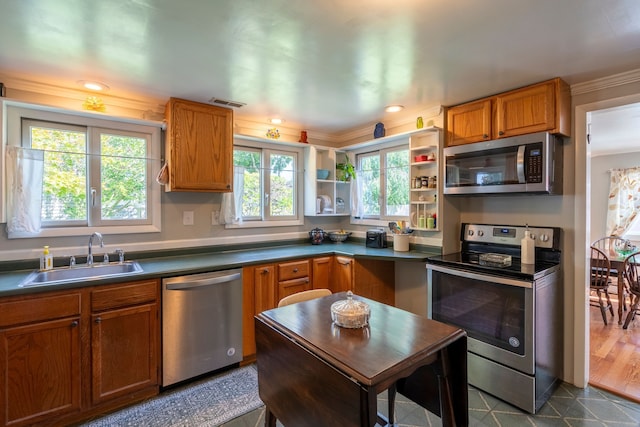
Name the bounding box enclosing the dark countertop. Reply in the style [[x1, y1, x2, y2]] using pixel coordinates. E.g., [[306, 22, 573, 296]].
[[0, 242, 438, 297]]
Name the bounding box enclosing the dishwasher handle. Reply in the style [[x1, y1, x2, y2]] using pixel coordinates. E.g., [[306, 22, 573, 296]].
[[165, 272, 241, 290]]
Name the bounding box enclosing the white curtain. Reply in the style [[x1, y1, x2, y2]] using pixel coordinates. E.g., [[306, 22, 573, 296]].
[[606, 166, 640, 236], [348, 153, 362, 218], [6, 146, 45, 237], [221, 166, 245, 225]]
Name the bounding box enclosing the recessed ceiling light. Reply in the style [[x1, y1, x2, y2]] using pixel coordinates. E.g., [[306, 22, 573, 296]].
[[78, 80, 109, 91], [269, 118, 284, 124], [385, 105, 404, 113]]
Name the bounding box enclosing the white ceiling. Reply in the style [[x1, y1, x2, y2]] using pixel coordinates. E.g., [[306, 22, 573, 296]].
[[1, 0, 640, 135], [589, 102, 640, 156]]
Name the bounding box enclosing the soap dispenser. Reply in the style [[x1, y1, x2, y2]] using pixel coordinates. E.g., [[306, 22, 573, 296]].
[[40, 246, 54, 270], [521, 226, 535, 265]]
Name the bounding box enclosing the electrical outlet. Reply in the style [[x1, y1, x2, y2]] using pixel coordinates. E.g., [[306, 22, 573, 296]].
[[211, 210, 220, 225], [183, 211, 194, 226]]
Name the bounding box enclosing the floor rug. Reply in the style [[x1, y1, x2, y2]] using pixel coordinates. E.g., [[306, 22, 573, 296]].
[[81, 366, 263, 427]]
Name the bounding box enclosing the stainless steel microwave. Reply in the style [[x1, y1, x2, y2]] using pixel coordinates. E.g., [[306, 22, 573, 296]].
[[443, 132, 563, 195]]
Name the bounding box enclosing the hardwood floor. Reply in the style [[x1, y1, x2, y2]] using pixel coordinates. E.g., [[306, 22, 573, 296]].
[[589, 292, 640, 403]]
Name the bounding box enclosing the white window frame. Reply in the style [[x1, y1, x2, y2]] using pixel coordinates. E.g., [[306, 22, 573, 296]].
[[226, 138, 304, 228], [3, 100, 162, 238], [351, 140, 410, 228]]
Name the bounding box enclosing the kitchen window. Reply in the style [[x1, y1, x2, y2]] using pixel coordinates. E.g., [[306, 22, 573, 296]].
[[227, 141, 303, 227], [356, 146, 410, 221], [3, 102, 162, 238]]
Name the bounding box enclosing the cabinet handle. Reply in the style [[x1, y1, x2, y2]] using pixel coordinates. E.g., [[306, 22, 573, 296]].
[[226, 184, 231, 189], [498, 131, 504, 136], [262, 268, 269, 274], [293, 268, 298, 273], [71, 320, 79, 328], [95, 317, 102, 324], [483, 134, 489, 139]]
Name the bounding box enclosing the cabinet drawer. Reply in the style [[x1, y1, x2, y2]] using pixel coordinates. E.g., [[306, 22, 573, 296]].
[[91, 279, 159, 312], [278, 260, 310, 281], [0, 292, 81, 327]]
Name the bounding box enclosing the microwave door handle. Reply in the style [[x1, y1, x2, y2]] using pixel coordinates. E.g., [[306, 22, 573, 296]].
[[516, 145, 526, 183]]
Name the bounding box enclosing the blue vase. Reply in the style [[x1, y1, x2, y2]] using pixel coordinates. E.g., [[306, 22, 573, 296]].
[[374, 122, 385, 138]]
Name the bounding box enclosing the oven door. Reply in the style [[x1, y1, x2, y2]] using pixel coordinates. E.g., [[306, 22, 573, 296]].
[[427, 263, 534, 375]]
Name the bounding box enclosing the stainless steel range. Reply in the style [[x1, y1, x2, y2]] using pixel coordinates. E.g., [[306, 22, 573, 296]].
[[427, 223, 562, 414]]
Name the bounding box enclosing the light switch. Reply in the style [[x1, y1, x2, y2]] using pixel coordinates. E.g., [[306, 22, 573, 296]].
[[183, 211, 194, 226], [211, 210, 220, 225]]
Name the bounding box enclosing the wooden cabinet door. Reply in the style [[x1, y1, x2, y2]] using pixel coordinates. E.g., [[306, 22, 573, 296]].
[[353, 259, 395, 306], [90, 280, 159, 406], [278, 277, 312, 301], [333, 256, 353, 293], [495, 80, 556, 138], [243, 264, 276, 359], [91, 303, 158, 405], [312, 257, 332, 290], [165, 97, 233, 192], [0, 318, 81, 427], [254, 265, 277, 314], [446, 99, 492, 146]]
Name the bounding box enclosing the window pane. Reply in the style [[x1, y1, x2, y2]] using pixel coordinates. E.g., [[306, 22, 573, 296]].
[[101, 133, 147, 220], [270, 153, 295, 217], [234, 149, 261, 218], [385, 149, 409, 216], [30, 125, 87, 222], [360, 154, 380, 217]]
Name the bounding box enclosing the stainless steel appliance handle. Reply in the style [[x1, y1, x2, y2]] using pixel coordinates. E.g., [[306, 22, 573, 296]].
[[165, 272, 241, 290], [427, 264, 532, 288], [516, 145, 526, 183]]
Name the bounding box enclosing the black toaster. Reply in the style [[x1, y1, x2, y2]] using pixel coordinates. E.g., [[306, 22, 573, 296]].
[[366, 229, 387, 248]]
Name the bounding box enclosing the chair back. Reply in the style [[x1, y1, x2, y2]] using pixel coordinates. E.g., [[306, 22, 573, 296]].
[[277, 288, 332, 308], [591, 236, 629, 258], [623, 251, 640, 295], [590, 246, 611, 289]]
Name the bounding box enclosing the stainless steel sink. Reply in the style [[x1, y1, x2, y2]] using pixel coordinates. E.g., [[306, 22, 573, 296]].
[[18, 261, 144, 287]]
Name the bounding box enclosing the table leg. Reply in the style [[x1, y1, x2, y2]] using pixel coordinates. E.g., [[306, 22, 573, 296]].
[[265, 407, 277, 427], [618, 271, 625, 325]]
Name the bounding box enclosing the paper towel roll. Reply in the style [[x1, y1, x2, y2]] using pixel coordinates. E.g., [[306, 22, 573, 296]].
[[521, 231, 535, 264]]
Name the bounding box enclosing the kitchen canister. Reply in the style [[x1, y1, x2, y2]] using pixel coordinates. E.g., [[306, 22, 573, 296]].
[[393, 234, 410, 252]]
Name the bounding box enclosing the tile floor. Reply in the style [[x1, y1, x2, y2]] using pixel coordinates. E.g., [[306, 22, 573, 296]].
[[222, 382, 640, 427]]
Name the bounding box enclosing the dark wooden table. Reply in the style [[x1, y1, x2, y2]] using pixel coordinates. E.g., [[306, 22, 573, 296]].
[[255, 292, 468, 427]]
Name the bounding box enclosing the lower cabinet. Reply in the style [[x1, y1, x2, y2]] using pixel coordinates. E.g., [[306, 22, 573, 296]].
[[0, 279, 160, 427], [242, 255, 395, 362], [242, 263, 277, 359], [277, 259, 311, 299], [332, 256, 354, 293], [0, 293, 82, 427], [90, 280, 159, 405]]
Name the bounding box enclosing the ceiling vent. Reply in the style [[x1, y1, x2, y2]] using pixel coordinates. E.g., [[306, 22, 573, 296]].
[[208, 97, 246, 108]]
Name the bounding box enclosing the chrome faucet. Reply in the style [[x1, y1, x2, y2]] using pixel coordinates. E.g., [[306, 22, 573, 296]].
[[87, 232, 104, 265]]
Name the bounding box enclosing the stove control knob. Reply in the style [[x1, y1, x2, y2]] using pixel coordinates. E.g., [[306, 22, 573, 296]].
[[539, 234, 549, 242], [477, 230, 484, 237], [468, 230, 474, 236]]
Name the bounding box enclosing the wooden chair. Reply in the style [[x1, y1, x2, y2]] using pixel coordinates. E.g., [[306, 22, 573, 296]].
[[277, 288, 332, 307], [592, 236, 633, 310], [622, 251, 640, 329], [590, 246, 614, 325]]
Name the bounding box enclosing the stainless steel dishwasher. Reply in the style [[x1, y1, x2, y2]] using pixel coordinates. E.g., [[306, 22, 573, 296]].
[[162, 268, 243, 386]]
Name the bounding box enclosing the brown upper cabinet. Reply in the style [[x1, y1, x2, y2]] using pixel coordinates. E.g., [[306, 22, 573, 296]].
[[446, 78, 571, 146], [164, 98, 234, 192]]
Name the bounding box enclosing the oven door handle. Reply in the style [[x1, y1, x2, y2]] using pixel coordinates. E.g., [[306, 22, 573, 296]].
[[427, 264, 533, 288]]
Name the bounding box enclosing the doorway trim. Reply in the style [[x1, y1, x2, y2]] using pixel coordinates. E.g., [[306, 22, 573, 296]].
[[574, 92, 640, 388]]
